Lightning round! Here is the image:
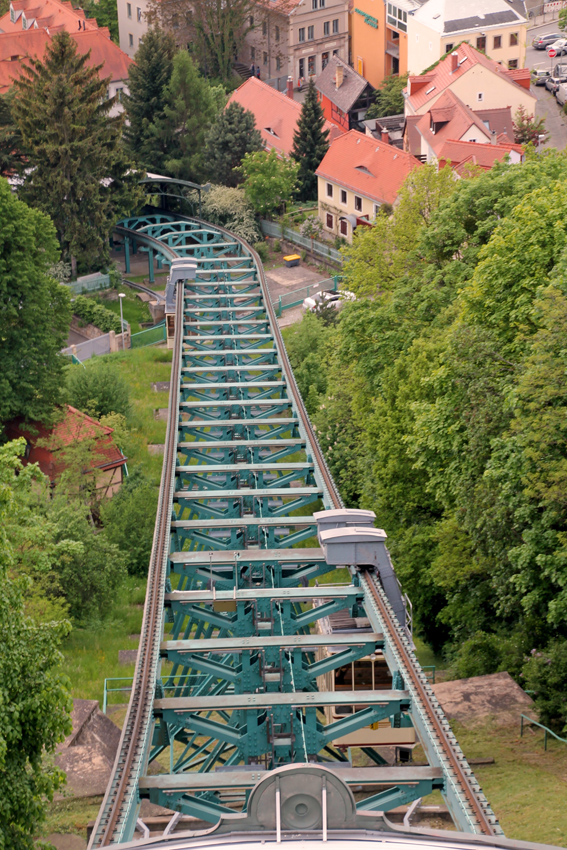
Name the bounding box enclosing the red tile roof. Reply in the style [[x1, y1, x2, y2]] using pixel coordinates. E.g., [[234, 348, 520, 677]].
[[316, 129, 421, 205], [4, 405, 127, 482], [438, 138, 524, 174], [73, 29, 132, 82], [0, 0, 98, 33], [407, 43, 532, 112], [416, 90, 491, 156], [227, 77, 343, 157]]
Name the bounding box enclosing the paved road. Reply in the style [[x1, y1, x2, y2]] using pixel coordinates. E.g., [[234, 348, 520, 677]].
[[527, 22, 567, 150]]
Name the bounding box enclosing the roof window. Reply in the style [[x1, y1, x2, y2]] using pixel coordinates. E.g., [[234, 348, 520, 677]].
[[425, 85, 435, 94]]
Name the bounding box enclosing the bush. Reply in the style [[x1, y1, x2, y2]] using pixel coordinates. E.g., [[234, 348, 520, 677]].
[[254, 241, 269, 262], [447, 630, 526, 681], [273, 239, 281, 253], [101, 471, 158, 575], [67, 359, 131, 418], [73, 294, 122, 333], [202, 185, 260, 244], [522, 640, 567, 732]]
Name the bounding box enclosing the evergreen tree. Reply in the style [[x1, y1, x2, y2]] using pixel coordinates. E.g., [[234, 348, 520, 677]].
[[291, 79, 329, 202], [0, 90, 24, 177], [11, 32, 142, 271], [124, 28, 176, 165], [148, 50, 224, 181], [204, 101, 263, 187]]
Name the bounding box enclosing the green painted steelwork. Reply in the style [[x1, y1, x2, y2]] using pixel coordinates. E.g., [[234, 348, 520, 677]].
[[520, 713, 567, 750]]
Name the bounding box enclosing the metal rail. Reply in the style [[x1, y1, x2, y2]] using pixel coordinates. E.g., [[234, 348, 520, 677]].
[[89, 212, 499, 846]]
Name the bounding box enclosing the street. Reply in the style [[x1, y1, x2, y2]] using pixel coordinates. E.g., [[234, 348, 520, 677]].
[[527, 21, 567, 150]]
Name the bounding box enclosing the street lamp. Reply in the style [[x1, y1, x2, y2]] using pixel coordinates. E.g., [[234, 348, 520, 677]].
[[118, 292, 126, 350]]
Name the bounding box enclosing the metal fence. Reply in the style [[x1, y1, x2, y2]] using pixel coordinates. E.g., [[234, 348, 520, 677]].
[[260, 220, 343, 264], [62, 333, 112, 361], [131, 323, 166, 348], [273, 277, 339, 316], [65, 273, 110, 294]]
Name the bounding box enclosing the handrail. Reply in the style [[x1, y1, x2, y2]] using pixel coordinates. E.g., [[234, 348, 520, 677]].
[[520, 713, 567, 750]]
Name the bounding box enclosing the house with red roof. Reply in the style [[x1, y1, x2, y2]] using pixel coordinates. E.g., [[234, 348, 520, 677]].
[[227, 77, 343, 158], [437, 138, 524, 175], [315, 129, 421, 242], [405, 42, 535, 119], [5, 405, 128, 498], [315, 55, 374, 131], [0, 0, 132, 111]]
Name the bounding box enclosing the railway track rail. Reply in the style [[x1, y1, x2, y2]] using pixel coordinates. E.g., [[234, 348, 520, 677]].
[[88, 213, 500, 847]]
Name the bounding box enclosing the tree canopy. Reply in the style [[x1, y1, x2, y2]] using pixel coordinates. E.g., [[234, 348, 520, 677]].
[[204, 101, 263, 187], [366, 74, 408, 119], [291, 79, 329, 201], [238, 148, 299, 216]]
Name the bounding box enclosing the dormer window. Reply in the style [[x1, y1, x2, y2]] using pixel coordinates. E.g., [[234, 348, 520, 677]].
[[10, 4, 15, 22], [22, 13, 28, 29]]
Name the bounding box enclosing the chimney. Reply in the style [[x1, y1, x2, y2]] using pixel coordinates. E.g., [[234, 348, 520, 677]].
[[381, 128, 389, 144], [451, 51, 458, 72], [490, 129, 497, 145], [286, 75, 293, 99], [335, 65, 344, 89]]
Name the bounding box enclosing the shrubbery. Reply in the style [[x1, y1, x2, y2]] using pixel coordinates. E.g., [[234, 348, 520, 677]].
[[73, 294, 122, 333], [101, 471, 158, 576], [66, 358, 130, 418]]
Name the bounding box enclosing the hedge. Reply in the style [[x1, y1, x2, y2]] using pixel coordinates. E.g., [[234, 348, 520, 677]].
[[73, 295, 122, 334]]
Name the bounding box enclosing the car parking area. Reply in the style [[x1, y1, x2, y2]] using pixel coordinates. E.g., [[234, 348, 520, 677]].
[[529, 23, 567, 151]]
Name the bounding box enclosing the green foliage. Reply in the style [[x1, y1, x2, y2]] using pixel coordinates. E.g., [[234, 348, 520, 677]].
[[560, 6, 567, 30], [238, 148, 299, 216], [201, 184, 260, 243], [100, 470, 158, 575], [80, 0, 119, 41], [299, 215, 323, 242], [522, 641, 567, 732], [204, 101, 263, 187], [66, 359, 131, 418], [0, 90, 25, 177], [0, 177, 71, 431], [513, 105, 548, 146], [72, 294, 122, 334], [10, 32, 143, 270], [147, 50, 224, 182], [0, 440, 72, 850], [125, 28, 176, 166], [254, 240, 269, 262], [291, 79, 329, 201], [366, 73, 408, 119]]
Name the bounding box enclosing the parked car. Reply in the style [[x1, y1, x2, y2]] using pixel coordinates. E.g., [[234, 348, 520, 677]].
[[302, 289, 356, 311], [556, 82, 567, 106], [545, 71, 567, 93], [532, 32, 562, 49], [548, 38, 567, 55], [531, 68, 551, 86]]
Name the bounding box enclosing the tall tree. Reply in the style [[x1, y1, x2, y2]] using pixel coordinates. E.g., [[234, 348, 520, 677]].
[[124, 28, 176, 165], [0, 178, 71, 430], [11, 31, 142, 271], [0, 439, 72, 850], [203, 101, 263, 187], [239, 148, 299, 216], [291, 79, 329, 202], [0, 90, 25, 177], [148, 50, 225, 181], [366, 73, 408, 119]]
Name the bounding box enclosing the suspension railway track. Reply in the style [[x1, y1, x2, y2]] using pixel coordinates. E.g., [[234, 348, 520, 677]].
[[89, 212, 500, 848]]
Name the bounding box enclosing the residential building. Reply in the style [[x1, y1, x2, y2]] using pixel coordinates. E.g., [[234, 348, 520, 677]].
[[407, 0, 528, 74], [405, 42, 536, 117], [241, 0, 349, 89], [5, 406, 128, 498], [437, 137, 524, 174], [315, 129, 421, 241], [116, 0, 149, 57], [349, 0, 421, 89], [315, 54, 374, 130], [0, 0, 132, 111], [227, 76, 343, 157]]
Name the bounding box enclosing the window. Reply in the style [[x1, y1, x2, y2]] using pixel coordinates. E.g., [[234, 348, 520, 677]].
[[312, 0, 317, 8], [476, 36, 486, 51], [308, 25, 314, 40], [508, 58, 518, 69], [386, 3, 407, 32], [262, 20, 267, 35], [323, 20, 329, 35], [249, 15, 254, 26], [326, 213, 333, 229], [263, 51, 268, 65], [445, 43, 453, 53], [275, 25, 280, 41], [308, 54, 316, 75], [340, 189, 347, 204], [128, 32, 133, 46], [340, 219, 348, 236], [374, 204, 381, 218], [333, 48, 339, 55], [251, 46, 256, 60], [326, 182, 333, 198], [510, 32, 518, 46], [493, 35, 501, 49], [172, 12, 179, 28], [137, 6, 142, 21], [354, 195, 362, 212], [322, 51, 329, 69], [320, 0, 325, 7], [299, 57, 305, 77], [332, 18, 338, 33], [276, 55, 281, 70], [299, 27, 305, 42], [116, 86, 124, 103], [477, 92, 483, 102], [127, 3, 131, 17]]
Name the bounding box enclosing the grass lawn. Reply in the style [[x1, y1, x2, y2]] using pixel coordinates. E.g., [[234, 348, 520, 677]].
[[93, 289, 152, 334]]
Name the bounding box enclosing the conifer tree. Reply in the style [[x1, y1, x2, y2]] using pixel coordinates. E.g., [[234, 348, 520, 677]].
[[11, 32, 142, 271], [124, 28, 176, 165], [204, 101, 263, 187], [291, 79, 329, 202]]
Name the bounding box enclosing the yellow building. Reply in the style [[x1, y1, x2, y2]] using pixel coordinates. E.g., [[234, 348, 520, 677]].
[[350, 0, 419, 89]]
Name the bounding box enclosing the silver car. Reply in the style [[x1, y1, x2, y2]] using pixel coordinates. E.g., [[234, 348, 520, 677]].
[[556, 82, 567, 105]]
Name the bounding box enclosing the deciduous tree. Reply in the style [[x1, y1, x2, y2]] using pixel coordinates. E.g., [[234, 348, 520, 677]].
[[291, 79, 329, 201], [204, 101, 263, 187], [513, 105, 548, 146], [238, 148, 299, 216], [366, 73, 408, 119], [201, 184, 260, 241]]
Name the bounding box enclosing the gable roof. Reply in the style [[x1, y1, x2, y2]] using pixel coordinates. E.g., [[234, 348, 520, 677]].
[[316, 129, 421, 205], [0, 0, 98, 34], [227, 77, 343, 157], [412, 0, 527, 36], [416, 89, 492, 154], [315, 55, 371, 113], [474, 106, 514, 142], [437, 137, 524, 173], [407, 42, 531, 112]]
